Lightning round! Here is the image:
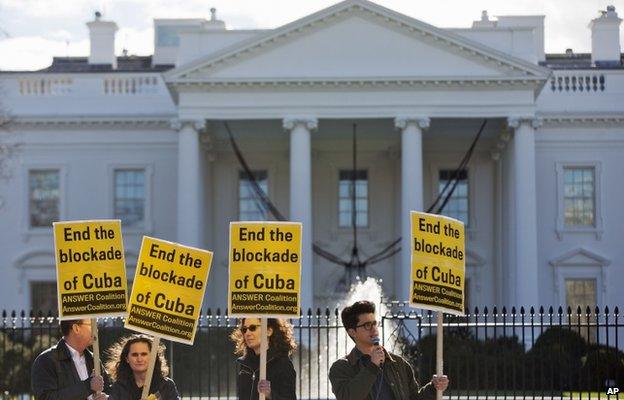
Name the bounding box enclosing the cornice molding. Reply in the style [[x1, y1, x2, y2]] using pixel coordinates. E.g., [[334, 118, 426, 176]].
[[540, 114, 624, 126], [9, 115, 174, 128], [170, 118, 205, 131], [169, 77, 545, 91]]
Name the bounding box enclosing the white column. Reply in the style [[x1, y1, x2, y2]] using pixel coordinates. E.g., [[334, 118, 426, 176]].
[[283, 117, 317, 313], [508, 117, 540, 308], [395, 117, 429, 302], [174, 119, 204, 248]]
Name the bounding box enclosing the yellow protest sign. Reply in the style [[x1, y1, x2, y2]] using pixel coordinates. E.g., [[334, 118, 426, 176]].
[[410, 211, 465, 315], [229, 222, 302, 318], [53, 220, 128, 319], [125, 236, 213, 345]]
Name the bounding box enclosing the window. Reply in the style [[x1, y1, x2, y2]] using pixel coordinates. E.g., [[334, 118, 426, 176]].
[[565, 278, 597, 343], [338, 170, 368, 228], [563, 167, 595, 227], [29, 170, 60, 227], [30, 281, 58, 316], [239, 170, 268, 221], [565, 279, 597, 309], [438, 169, 469, 226], [114, 169, 145, 227]]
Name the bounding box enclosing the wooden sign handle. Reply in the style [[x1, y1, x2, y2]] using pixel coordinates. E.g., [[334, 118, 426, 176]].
[[436, 312, 443, 400], [259, 318, 268, 400], [91, 318, 102, 396], [141, 336, 161, 400]]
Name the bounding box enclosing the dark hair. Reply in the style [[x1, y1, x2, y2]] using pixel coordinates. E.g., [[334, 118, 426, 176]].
[[341, 300, 376, 330], [105, 334, 169, 382], [60, 319, 83, 336], [230, 318, 297, 357]]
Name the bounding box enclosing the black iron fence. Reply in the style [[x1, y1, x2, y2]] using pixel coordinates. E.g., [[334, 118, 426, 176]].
[[1, 304, 622, 399]]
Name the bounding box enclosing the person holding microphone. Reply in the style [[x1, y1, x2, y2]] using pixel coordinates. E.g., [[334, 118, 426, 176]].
[[329, 300, 449, 400]]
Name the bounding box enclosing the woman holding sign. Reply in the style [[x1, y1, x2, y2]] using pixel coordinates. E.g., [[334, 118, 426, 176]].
[[231, 318, 297, 400], [105, 334, 180, 400]]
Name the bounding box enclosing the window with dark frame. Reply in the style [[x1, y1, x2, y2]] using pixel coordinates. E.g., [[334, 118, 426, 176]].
[[29, 169, 60, 227], [239, 170, 268, 221], [338, 170, 368, 228], [114, 169, 146, 227], [438, 169, 469, 226]]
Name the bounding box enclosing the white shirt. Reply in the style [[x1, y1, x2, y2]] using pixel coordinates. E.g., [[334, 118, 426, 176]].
[[66, 343, 94, 400]]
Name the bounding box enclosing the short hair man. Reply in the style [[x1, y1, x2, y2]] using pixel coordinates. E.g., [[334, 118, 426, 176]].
[[329, 300, 449, 400], [31, 319, 110, 400]]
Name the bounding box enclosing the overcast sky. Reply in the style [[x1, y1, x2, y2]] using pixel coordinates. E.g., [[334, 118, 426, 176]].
[[0, 0, 622, 71]]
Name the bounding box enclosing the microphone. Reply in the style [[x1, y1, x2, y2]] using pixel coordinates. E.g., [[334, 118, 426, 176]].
[[372, 336, 383, 368]]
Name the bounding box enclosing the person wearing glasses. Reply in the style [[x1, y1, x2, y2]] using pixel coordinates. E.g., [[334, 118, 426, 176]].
[[105, 334, 180, 400], [230, 318, 297, 400], [329, 301, 449, 400], [31, 319, 110, 400]]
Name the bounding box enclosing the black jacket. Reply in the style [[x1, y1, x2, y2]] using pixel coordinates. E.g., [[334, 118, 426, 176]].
[[31, 338, 111, 400], [236, 348, 296, 400], [329, 347, 436, 400], [109, 375, 180, 400]]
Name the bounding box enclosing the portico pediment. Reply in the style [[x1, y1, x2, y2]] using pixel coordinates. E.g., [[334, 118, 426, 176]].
[[166, 0, 549, 87]]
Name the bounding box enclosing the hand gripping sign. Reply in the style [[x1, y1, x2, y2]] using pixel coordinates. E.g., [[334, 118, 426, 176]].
[[409, 211, 465, 400], [228, 221, 302, 318], [125, 236, 213, 345]]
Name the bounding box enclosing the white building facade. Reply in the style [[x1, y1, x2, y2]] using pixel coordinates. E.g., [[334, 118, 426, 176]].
[[1, 0, 623, 314]]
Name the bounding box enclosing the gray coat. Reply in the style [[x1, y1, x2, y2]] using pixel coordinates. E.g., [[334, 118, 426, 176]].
[[31, 338, 110, 400]]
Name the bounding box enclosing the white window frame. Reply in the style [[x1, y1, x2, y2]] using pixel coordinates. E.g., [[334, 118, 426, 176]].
[[555, 162, 603, 240], [22, 164, 68, 239], [108, 164, 154, 234]]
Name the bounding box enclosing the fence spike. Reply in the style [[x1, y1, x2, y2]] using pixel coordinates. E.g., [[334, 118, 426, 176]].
[[492, 305, 498, 315], [316, 307, 321, 316], [529, 306, 535, 315], [520, 306, 525, 315], [501, 306, 507, 315], [20, 310, 25, 318], [548, 306, 554, 315], [207, 308, 212, 315], [483, 306, 489, 315], [594, 305, 600, 315], [614, 306, 619, 316], [511, 306, 516, 316], [539, 305, 544, 314], [307, 308, 312, 316], [605, 305, 610, 315], [325, 307, 330, 317], [334, 308, 339, 317], [2, 310, 5, 318], [11, 310, 16, 318], [585, 305, 591, 315], [474, 306, 479, 315], [216, 308, 221, 316]]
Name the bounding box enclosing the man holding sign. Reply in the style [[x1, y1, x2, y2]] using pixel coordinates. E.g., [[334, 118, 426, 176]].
[[31, 319, 110, 400], [329, 300, 448, 400]]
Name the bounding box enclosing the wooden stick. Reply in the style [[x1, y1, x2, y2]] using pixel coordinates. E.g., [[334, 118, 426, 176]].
[[141, 336, 160, 400], [259, 318, 268, 400], [91, 317, 102, 396], [436, 312, 444, 400]]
